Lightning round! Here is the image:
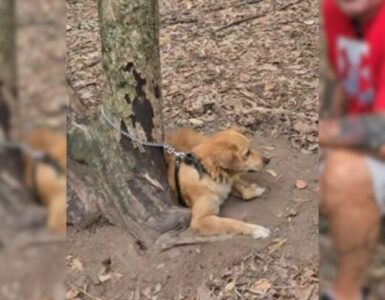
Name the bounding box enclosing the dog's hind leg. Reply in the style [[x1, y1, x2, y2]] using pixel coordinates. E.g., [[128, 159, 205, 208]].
[[190, 215, 270, 239]]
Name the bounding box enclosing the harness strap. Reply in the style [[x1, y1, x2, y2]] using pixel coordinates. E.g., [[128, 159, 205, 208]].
[[174, 153, 207, 207]]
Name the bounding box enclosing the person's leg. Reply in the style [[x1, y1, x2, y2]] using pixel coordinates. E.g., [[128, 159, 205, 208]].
[[320, 150, 381, 300]]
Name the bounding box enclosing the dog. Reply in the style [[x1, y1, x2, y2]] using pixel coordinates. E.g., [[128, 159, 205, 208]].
[[165, 128, 271, 239], [23, 128, 66, 234]]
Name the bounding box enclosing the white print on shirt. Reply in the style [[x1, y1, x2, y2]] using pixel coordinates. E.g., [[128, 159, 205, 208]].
[[337, 37, 374, 105]]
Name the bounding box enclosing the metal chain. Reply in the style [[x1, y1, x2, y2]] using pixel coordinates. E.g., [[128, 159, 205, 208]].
[[100, 106, 185, 157]]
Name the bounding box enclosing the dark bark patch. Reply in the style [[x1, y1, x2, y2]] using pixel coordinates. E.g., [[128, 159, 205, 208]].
[[154, 84, 160, 99], [132, 68, 147, 97], [132, 96, 154, 142], [124, 93, 131, 104], [0, 80, 11, 138], [123, 62, 134, 73]]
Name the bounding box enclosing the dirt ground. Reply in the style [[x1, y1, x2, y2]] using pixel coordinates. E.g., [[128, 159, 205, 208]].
[[66, 0, 319, 299]]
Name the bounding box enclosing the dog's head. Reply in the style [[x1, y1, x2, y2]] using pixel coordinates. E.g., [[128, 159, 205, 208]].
[[209, 129, 270, 174]]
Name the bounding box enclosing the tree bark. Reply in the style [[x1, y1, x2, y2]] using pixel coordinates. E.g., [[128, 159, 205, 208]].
[[68, 0, 190, 248], [0, 0, 17, 139]]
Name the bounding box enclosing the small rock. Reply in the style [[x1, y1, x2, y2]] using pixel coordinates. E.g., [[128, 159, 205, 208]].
[[295, 179, 308, 189]]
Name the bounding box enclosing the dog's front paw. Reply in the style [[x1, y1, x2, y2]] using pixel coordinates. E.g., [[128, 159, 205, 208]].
[[253, 186, 266, 197], [242, 186, 266, 200], [251, 225, 270, 239]]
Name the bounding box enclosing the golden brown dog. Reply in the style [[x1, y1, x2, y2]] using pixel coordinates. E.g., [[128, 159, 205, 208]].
[[166, 128, 271, 239], [23, 128, 66, 234]]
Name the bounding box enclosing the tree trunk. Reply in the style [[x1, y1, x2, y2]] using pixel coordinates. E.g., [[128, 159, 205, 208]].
[[68, 0, 190, 248], [0, 0, 17, 140]]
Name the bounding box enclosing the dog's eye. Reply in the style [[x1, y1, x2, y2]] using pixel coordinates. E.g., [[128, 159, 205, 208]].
[[245, 150, 251, 157]]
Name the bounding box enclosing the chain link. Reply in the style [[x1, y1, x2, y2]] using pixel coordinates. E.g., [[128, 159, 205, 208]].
[[100, 106, 185, 157]]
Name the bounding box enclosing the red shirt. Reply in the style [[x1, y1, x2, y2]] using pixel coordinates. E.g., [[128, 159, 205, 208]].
[[322, 0, 385, 114]]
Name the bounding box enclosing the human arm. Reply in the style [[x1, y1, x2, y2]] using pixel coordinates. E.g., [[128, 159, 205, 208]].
[[319, 113, 385, 158]]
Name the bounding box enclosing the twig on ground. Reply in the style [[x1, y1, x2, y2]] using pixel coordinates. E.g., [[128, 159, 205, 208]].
[[232, 106, 317, 120], [207, 0, 262, 13], [216, 0, 302, 32], [160, 235, 233, 251], [216, 13, 266, 32], [163, 17, 198, 26]]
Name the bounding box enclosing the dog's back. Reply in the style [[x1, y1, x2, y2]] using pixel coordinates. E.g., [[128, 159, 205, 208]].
[[166, 128, 207, 153]]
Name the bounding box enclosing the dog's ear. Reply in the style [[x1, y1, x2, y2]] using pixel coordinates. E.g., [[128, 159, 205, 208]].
[[213, 146, 242, 170]]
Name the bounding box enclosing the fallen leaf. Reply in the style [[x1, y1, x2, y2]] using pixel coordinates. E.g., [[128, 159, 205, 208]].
[[295, 179, 307, 189], [249, 278, 272, 295], [266, 169, 277, 177], [154, 283, 162, 294], [224, 281, 236, 292], [269, 239, 287, 254], [98, 273, 112, 283], [71, 258, 84, 272], [66, 289, 80, 299], [264, 82, 275, 92]]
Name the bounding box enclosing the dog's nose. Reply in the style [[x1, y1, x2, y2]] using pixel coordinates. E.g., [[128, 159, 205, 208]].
[[263, 157, 271, 165]]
